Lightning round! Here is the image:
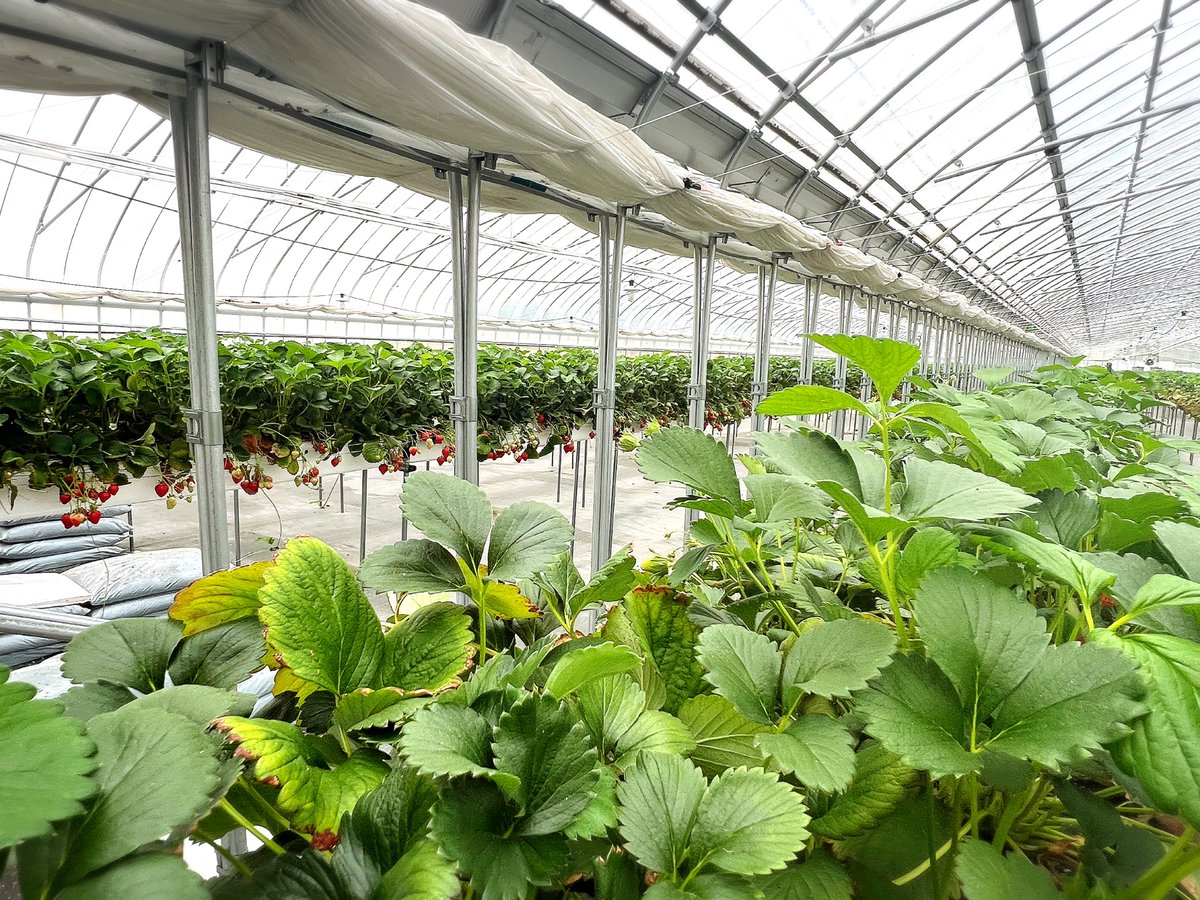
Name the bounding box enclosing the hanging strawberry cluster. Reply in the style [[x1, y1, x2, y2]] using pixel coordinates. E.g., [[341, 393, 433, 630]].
[[57, 470, 122, 528]]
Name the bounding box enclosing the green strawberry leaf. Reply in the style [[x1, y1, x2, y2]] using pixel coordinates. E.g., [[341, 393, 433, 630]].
[[857, 654, 978, 777], [57, 853, 206, 900], [955, 839, 1059, 900], [678, 695, 769, 777], [375, 840, 459, 900], [605, 587, 706, 715], [753, 429, 863, 500], [122, 684, 252, 727], [617, 751, 706, 876], [1033, 489, 1098, 549], [757, 849, 852, 899], [486, 501, 573, 582], [380, 601, 474, 691], [215, 716, 387, 842], [61, 705, 220, 883], [0, 667, 96, 850], [781, 618, 896, 705], [757, 714, 855, 793], [566, 546, 638, 621], [259, 537, 383, 695], [987, 640, 1144, 770], [62, 618, 182, 692], [399, 471, 492, 570], [914, 568, 1051, 721], [756, 385, 870, 418], [697, 625, 781, 725], [895, 527, 962, 599], [902, 457, 1038, 522], [811, 741, 918, 840], [169, 560, 273, 636], [971, 525, 1116, 602], [398, 703, 518, 795], [810, 334, 919, 402], [1096, 630, 1200, 829], [168, 618, 265, 690], [433, 779, 567, 900], [744, 474, 831, 524], [358, 540, 467, 595], [544, 642, 640, 700], [636, 427, 741, 505], [577, 675, 694, 769], [689, 767, 810, 876], [332, 688, 431, 733], [1116, 574, 1200, 627], [492, 693, 601, 835], [1154, 520, 1200, 580]]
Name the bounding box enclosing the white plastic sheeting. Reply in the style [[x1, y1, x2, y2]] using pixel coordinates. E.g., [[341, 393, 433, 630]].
[[1, 0, 1054, 351]]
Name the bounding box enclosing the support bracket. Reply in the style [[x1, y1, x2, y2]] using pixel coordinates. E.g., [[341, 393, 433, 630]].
[[182, 407, 223, 446], [593, 388, 615, 411], [449, 394, 476, 422]]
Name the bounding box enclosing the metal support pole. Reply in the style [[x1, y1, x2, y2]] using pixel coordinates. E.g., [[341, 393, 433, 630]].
[[168, 43, 229, 575], [832, 289, 853, 438], [858, 296, 881, 438], [687, 236, 718, 430], [448, 155, 482, 484], [750, 260, 778, 435], [232, 488, 241, 565], [591, 210, 627, 574], [800, 279, 821, 385], [902, 306, 917, 401], [918, 311, 931, 378], [686, 235, 716, 528], [359, 469, 368, 563]]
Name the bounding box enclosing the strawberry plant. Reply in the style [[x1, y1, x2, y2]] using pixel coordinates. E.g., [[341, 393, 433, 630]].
[[0, 330, 866, 509], [6, 336, 1200, 897]]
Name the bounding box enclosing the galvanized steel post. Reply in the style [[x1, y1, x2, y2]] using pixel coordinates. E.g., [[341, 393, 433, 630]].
[[168, 43, 230, 575], [591, 210, 626, 574]]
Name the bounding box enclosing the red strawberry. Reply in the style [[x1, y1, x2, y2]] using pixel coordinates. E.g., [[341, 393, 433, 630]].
[[87, 489, 99, 500], [565, 443, 575, 453], [409, 446, 418, 456], [589, 431, 596, 439], [154, 483, 170, 497], [242, 481, 258, 495], [331, 457, 341, 467], [433, 434, 444, 445], [71, 513, 86, 527], [98, 491, 110, 502], [175, 482, 186, 493], [86, 510, 102, 525], [59, 493, 70, 505], [379, 463, 389, 474], [224, 458, 233, 471], [64, 474, 74, 485], [108, 484, 119, 495], [61, 512, 73, 528]]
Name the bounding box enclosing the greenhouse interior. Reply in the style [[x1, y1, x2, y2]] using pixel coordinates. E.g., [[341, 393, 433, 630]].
[[7, 0, 1200, 897]]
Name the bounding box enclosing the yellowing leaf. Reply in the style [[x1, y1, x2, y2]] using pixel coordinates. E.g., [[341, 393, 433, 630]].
[[480, 581, 540, 619], [169, 561, 274, 636], [215, 716, 388, 844]]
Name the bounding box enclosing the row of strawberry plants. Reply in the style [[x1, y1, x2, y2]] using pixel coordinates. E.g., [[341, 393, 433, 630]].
[[1151, 370, 1200, 418], [0, 330, 869, 506], [8, 347, 1200, 897]]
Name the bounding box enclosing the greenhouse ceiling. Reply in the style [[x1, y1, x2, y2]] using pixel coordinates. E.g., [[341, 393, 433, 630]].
[[0, 0, 1195, 358]]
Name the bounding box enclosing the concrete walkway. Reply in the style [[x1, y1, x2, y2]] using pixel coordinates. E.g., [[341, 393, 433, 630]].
[[130, 432, 752, 575]]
